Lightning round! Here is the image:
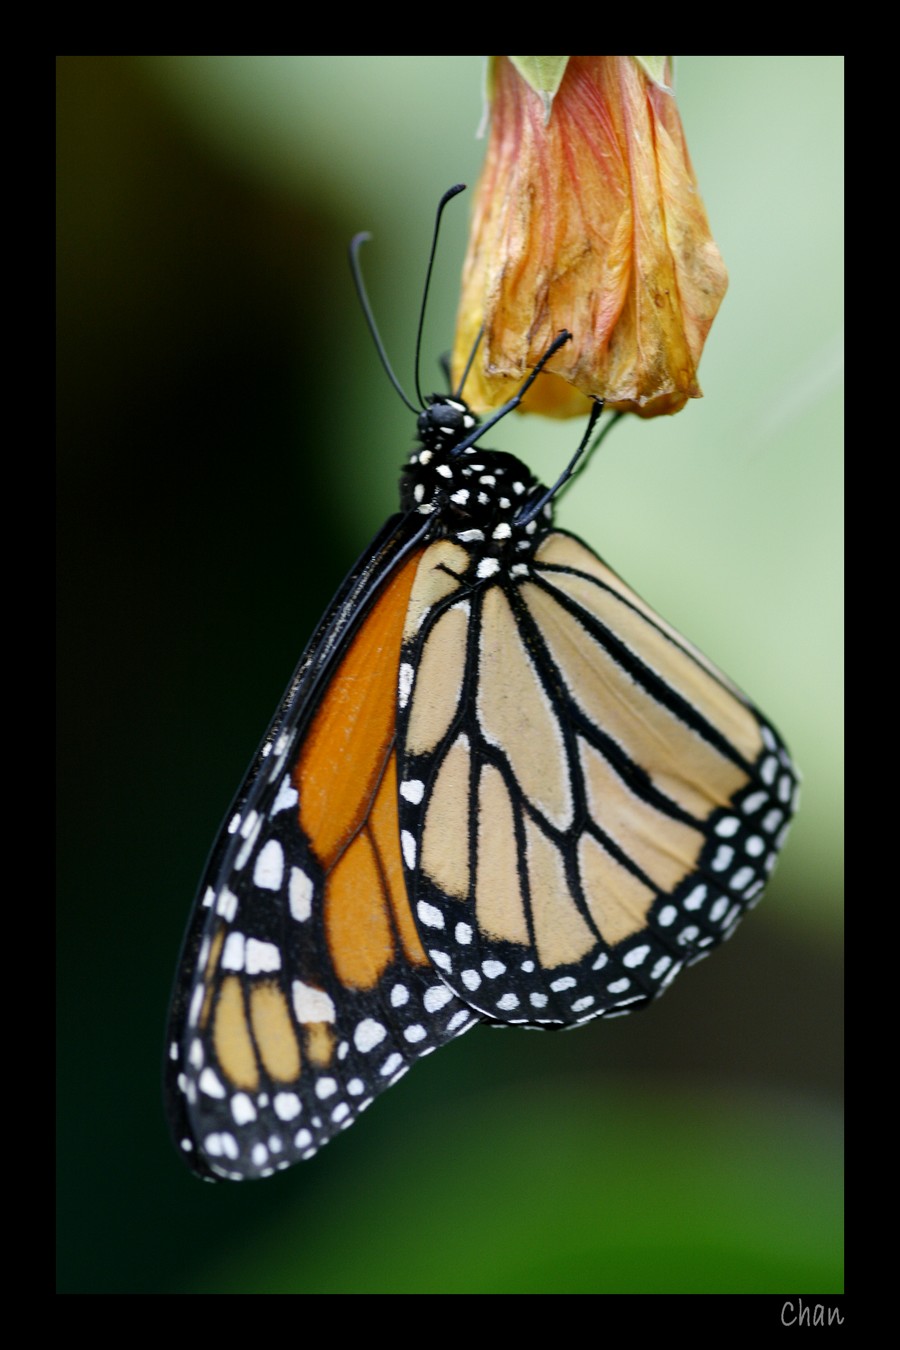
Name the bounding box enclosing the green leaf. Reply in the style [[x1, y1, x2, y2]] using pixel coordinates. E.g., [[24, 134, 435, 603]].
[[634, 56, 673, 91], [508, 56, 570, 123]]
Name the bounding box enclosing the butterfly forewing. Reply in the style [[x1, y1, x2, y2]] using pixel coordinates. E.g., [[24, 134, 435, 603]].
[[396, 528, 798, 1028], [165, 521, 477, 1180]]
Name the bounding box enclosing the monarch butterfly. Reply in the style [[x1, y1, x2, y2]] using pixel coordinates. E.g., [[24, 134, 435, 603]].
[[165, 192, 797, 1182]]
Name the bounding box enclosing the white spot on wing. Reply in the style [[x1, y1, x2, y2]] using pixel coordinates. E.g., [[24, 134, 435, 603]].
[[401, 831, 417, 869], [199, 1068, 226, 1099], [289, 868, 314, 922], [221, 931, 245, 971], [761, 756, 778, 786], [231, 1093, 256, 1125], [272, 777, 298, 814], [217, 888, 238, 921], [188, 985, 204, 1027], [399, 663, 414, 710], [274, 1092, 301, 1121], [253, 839, 284, 891], [354, 1019, 387, 1052], [204, 1131, 238, 1159], [292, 981, 336, 1024], [424, 985, 453, 1012], [712, 845, 734, 872], [245, 938, 281, 974]]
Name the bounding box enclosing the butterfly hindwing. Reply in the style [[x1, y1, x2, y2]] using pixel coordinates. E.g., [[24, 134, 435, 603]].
[[397, 528, 798, 1028]]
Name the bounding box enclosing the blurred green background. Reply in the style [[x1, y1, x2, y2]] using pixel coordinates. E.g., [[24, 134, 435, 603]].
[[57, 57, 843, 1294]]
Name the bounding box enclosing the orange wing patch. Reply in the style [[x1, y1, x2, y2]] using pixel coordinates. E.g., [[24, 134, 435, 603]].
[[295, 549, 426, 990]]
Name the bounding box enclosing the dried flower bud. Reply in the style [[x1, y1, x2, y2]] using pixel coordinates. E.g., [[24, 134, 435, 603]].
[[453, 56, 728, 418]]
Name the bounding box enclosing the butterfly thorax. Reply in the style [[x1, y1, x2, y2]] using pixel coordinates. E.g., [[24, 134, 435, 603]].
[[401, 394, 553, 561]]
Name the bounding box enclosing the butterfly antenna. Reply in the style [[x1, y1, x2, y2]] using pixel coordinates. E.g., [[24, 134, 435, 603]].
[[414, 183, 467, 408], [453, 324, 484, 400], [350, 232, 418, 414]]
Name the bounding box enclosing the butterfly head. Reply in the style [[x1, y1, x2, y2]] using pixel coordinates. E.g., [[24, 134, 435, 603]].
[[415, 395, 479, 455]]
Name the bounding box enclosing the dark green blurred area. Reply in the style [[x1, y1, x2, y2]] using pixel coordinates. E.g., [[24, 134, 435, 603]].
[[57, 57, 843, 1294]]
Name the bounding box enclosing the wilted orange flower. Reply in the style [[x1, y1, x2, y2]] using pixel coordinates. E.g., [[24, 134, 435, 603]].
[[452, 56, 728, 418]]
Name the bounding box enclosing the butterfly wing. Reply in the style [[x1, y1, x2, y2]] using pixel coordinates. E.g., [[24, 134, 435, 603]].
[[165, 517, 477, 1180], [397, 529, 798, 1027]]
